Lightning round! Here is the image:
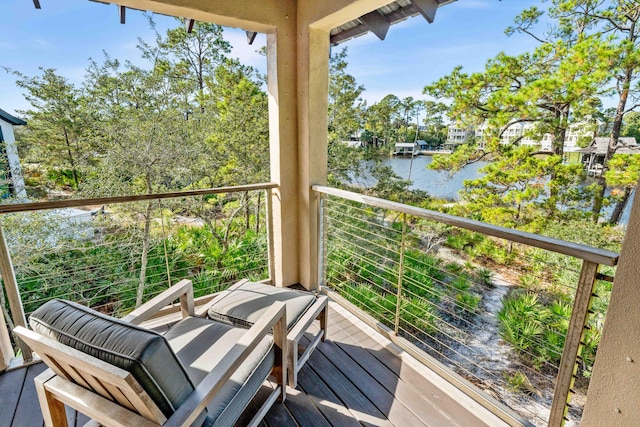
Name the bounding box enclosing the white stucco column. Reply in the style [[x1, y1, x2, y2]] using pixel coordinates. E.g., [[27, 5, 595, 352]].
[[296, 26, 330, 290], [582, 183, 640, 426], [267, 20, 301, 287]]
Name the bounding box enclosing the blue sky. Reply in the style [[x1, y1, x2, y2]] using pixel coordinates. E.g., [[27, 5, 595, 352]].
[[1, 0, 544, 116]]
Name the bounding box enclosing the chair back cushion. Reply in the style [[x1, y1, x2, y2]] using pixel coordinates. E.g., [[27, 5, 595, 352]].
[[29, 299, 196, 419]]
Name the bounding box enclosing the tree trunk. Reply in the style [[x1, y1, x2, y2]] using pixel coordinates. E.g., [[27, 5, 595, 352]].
[[245, 191, 250, 231], [592, 66, 633, 221], [62, 126, 79, 187], [609, 187, 633, 225]]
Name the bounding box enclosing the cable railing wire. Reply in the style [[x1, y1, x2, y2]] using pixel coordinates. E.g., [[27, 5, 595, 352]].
[[318, 186, 620, 427], [3, 188, 271, 318]]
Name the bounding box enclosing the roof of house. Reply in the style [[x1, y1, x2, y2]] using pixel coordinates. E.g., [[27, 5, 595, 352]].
[[578, 137, 639, 155], [330, 0, 457, 45], [0, 108, 26, 126]]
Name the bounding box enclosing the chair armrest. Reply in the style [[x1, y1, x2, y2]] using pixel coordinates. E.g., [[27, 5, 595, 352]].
[[164, 301, 288, 427], [122, 279, 194, 325]]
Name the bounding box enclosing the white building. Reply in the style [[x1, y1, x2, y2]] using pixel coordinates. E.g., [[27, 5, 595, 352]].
[[473, 119, 602, 152], [0, 108, 27, 199], [446, 125, 474, 144]]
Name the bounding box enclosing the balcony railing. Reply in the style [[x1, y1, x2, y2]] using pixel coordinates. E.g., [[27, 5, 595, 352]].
[[0, 183, 277, 367], [313, 185, 619, 427], [0, 182, 621, 427]]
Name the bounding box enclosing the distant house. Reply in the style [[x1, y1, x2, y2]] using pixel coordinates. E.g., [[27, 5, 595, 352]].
[[578, 137, 640, 176], [474, 119, 602, 152], [446, 126, 474, 150], [0, 108, 27, 198], [416, 140, 429, 150], [393, 142, 418, 157]]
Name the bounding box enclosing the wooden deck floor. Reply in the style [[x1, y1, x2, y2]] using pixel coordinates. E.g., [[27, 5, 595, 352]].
[[0, 302, 509, 427]]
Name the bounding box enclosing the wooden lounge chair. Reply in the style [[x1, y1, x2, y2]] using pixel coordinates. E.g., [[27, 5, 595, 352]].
[[13, 279, 287, 427], [205, 279, 328, 388]]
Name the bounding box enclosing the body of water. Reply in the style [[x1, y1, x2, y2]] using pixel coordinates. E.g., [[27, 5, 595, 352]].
[[355, 155, 633, 225]]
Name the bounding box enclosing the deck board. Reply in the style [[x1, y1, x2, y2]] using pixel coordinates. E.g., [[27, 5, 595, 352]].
[[0, 366, 27, 426], [1, 301, 512, 427], [316, 338, 431, 427], [282, 389, 331, 427], [306, 350, 395, 427], [11, 362, 46, 427]]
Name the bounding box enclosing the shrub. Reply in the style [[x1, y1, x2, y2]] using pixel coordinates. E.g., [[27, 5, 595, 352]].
[[498, 292, 579, 371], [399, 296, 437, 334]]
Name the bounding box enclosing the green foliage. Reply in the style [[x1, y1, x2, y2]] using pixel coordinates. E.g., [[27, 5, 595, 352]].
[[6, 198, 268, 317], [12, 68, 93, 189], [475, 268, 493, 286], [623, 111, 640, 141], [497, 291, 600, 375], [498, 293, 548, 361], [400, 296, 437, 334], [455, 292, 482, 316], [505, 371, 534, 396], [327, 47, 366, 183]]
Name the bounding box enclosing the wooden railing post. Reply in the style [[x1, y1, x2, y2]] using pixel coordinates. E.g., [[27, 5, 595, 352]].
[[265, 188, 275, 285], [0, 222, 32, 362], [549, 260, 599, 427], [394, 213, 407, 336], [317, 193, 327, 288], [0, 297, 13, 369]]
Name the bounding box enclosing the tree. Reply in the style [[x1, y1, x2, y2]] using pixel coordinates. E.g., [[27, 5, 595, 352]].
[[425, 34, 610, 159], [421, 101, 448, 147], [365, 94, 401, 146], [83, 59, 201, 307], [457, 147, 550, 231], [399, 96, 419, 142], [206, 59, 269, 186], [328, 47, 365, 142], [11, 68, 93, 188], [327, 47, 366, 183], [423, 1, 620, 228], [515, 0, 640, 220], [622, 111, 640, 140], [139, 18, 231, 113], [604, 154, 640, 224]]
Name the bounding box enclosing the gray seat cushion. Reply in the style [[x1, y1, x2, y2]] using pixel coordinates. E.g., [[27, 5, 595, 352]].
[[207, 282, 315, 330], [164, 316, 274, 427], [29, 299, 196, 420]]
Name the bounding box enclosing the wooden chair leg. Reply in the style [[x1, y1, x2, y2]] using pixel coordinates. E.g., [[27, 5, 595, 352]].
[[288, 340, 298, 389], [319, 303, 329, 342], [273, 306, 288, 401], [35, 370, 69, 427]]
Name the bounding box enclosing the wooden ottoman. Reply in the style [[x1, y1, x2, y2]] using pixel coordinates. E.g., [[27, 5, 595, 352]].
[[207, 279, 328, 388]]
